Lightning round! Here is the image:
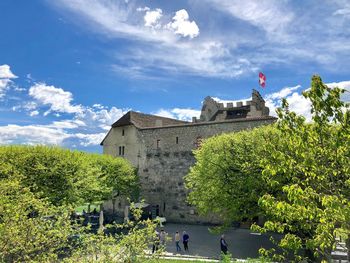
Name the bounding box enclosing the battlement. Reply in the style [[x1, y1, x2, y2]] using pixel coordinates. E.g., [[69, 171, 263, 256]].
[[199, 89, 269, 122]]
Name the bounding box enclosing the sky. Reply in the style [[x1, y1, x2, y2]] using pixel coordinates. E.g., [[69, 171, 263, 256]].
[[0, 0, 349, 152]]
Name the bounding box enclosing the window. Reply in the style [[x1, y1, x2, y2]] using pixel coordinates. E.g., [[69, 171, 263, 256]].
[[157, 139, 160, 149], [176, 137, 179, 144], [118, 146, 125, 156], [122, 129, 125, 136]]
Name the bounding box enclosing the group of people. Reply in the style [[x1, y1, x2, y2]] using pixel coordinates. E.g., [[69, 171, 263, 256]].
[[174, 231, 189, 252], [152, 229, 228, 255], [152, 229, 190, 253]]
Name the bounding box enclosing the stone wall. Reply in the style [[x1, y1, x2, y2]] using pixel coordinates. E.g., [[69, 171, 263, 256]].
[[135, 118, 275, 223]]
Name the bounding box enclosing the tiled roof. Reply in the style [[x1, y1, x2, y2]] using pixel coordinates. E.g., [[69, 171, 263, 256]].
[[111, 111, 189, 128]]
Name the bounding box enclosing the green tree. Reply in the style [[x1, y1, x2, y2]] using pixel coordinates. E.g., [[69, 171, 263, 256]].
[[253, 75, 350, 262], [185, 125, 278, 225], [0, 165, 74, 262], [63, 204, 161, 263], [0, 146, 155, 262], [85, 153, 138, 212], [0, 145, 138, 208]]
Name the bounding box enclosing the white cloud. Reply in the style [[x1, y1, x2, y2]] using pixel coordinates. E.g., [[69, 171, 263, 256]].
[[0, 124, 70, 145], [48, 120, 86, 129], [166, 9, 199, 38], [153, 108, 200, 121], [265, 85, 312, 121], [326, 80, 350, 102], [265, 81, 350, 121], [265, 85, 301, 101], [54, 0, 176, 44], [326, 80, 350, 90], [136, 7, 150, 12], [118, 41, 254, 78], [75, 106, 126, 131], [144, 8, 162, 29], [0, 64, 17, 79], [51, 0, 350, 78], [72, 133, 106, 146], [0, 69, 129, 148], [333, 8, 350, 16], [201, 0, 293, 41], [0, 64, 17, 98], [29, 83, 83, 114], [0, 79, 11, 98], [29, 110, 39, 117]]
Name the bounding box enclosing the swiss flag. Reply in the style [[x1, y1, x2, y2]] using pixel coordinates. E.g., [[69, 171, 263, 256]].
[[259, 72, 266, 88]]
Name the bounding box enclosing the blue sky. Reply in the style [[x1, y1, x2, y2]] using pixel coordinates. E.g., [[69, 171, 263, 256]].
[[0, 0, 349, 152]]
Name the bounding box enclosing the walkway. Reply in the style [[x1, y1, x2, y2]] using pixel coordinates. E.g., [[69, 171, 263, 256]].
[[161, 223, 279, 260]]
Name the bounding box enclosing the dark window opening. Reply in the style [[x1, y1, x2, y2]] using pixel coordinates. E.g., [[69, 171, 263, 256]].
[[176, 137, 179, 144], [226, 109, 248, 119], [157, 139, 160, 149], [119, 146, 125, 156], [122, 129, 125, 136], [163, 202, 166, 212]]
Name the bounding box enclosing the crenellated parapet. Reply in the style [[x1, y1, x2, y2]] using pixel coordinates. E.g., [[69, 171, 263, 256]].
[[198, 89, 269, 122]]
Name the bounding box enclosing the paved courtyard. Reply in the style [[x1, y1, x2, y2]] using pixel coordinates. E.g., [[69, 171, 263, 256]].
[[161, 223, 279, 260]]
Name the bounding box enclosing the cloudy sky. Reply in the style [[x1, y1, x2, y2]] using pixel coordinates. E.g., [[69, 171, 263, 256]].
[[1, 0, 349, 152]]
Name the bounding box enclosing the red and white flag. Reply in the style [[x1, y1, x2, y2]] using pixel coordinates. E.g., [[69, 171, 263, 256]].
[[259, 72, 266, 88]]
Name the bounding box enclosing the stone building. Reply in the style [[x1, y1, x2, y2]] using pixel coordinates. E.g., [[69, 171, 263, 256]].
[[101, 89, 276, 223]]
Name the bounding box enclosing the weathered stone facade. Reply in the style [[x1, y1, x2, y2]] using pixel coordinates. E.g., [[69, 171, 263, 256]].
[[101, 90, 276, 223]]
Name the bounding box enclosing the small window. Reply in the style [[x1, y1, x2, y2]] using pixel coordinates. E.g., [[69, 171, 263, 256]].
[[118, 146, 125, 156], [122, 129, 125, 136], [157, 139, 160, 149], [176, 137, 179, 144], [163, 202, 166, 212]]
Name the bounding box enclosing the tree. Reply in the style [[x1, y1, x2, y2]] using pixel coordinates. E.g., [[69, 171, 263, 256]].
[[185, 75, 349, 262], [0, 146, 155, 262], [253, 75, 350, 262], [0, 164, 74, 262], [0, 145, 138, 208], [185, 125, 279, 225], [85, 153, 139, 212]]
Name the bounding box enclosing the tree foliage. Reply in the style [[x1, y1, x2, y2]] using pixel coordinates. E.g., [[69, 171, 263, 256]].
[[253, 75, 350, 262], [186, 75, 350, 262], [0, 145, 137, 206], [0, 145, 151, 262], [185, 125, 279, 224], [0, 169, 73, 262]]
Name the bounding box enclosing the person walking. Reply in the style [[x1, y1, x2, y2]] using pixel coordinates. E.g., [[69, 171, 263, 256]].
[[152, 230, 160, 254], [220, 234, 228, 254], [159, 229, 167, 248], [182, 231, 189, 251], [175, 231, 181, 252]]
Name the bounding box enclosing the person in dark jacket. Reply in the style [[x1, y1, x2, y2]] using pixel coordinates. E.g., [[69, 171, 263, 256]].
[[182, 231, 189, 251], [220, 234, 228, 254]]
